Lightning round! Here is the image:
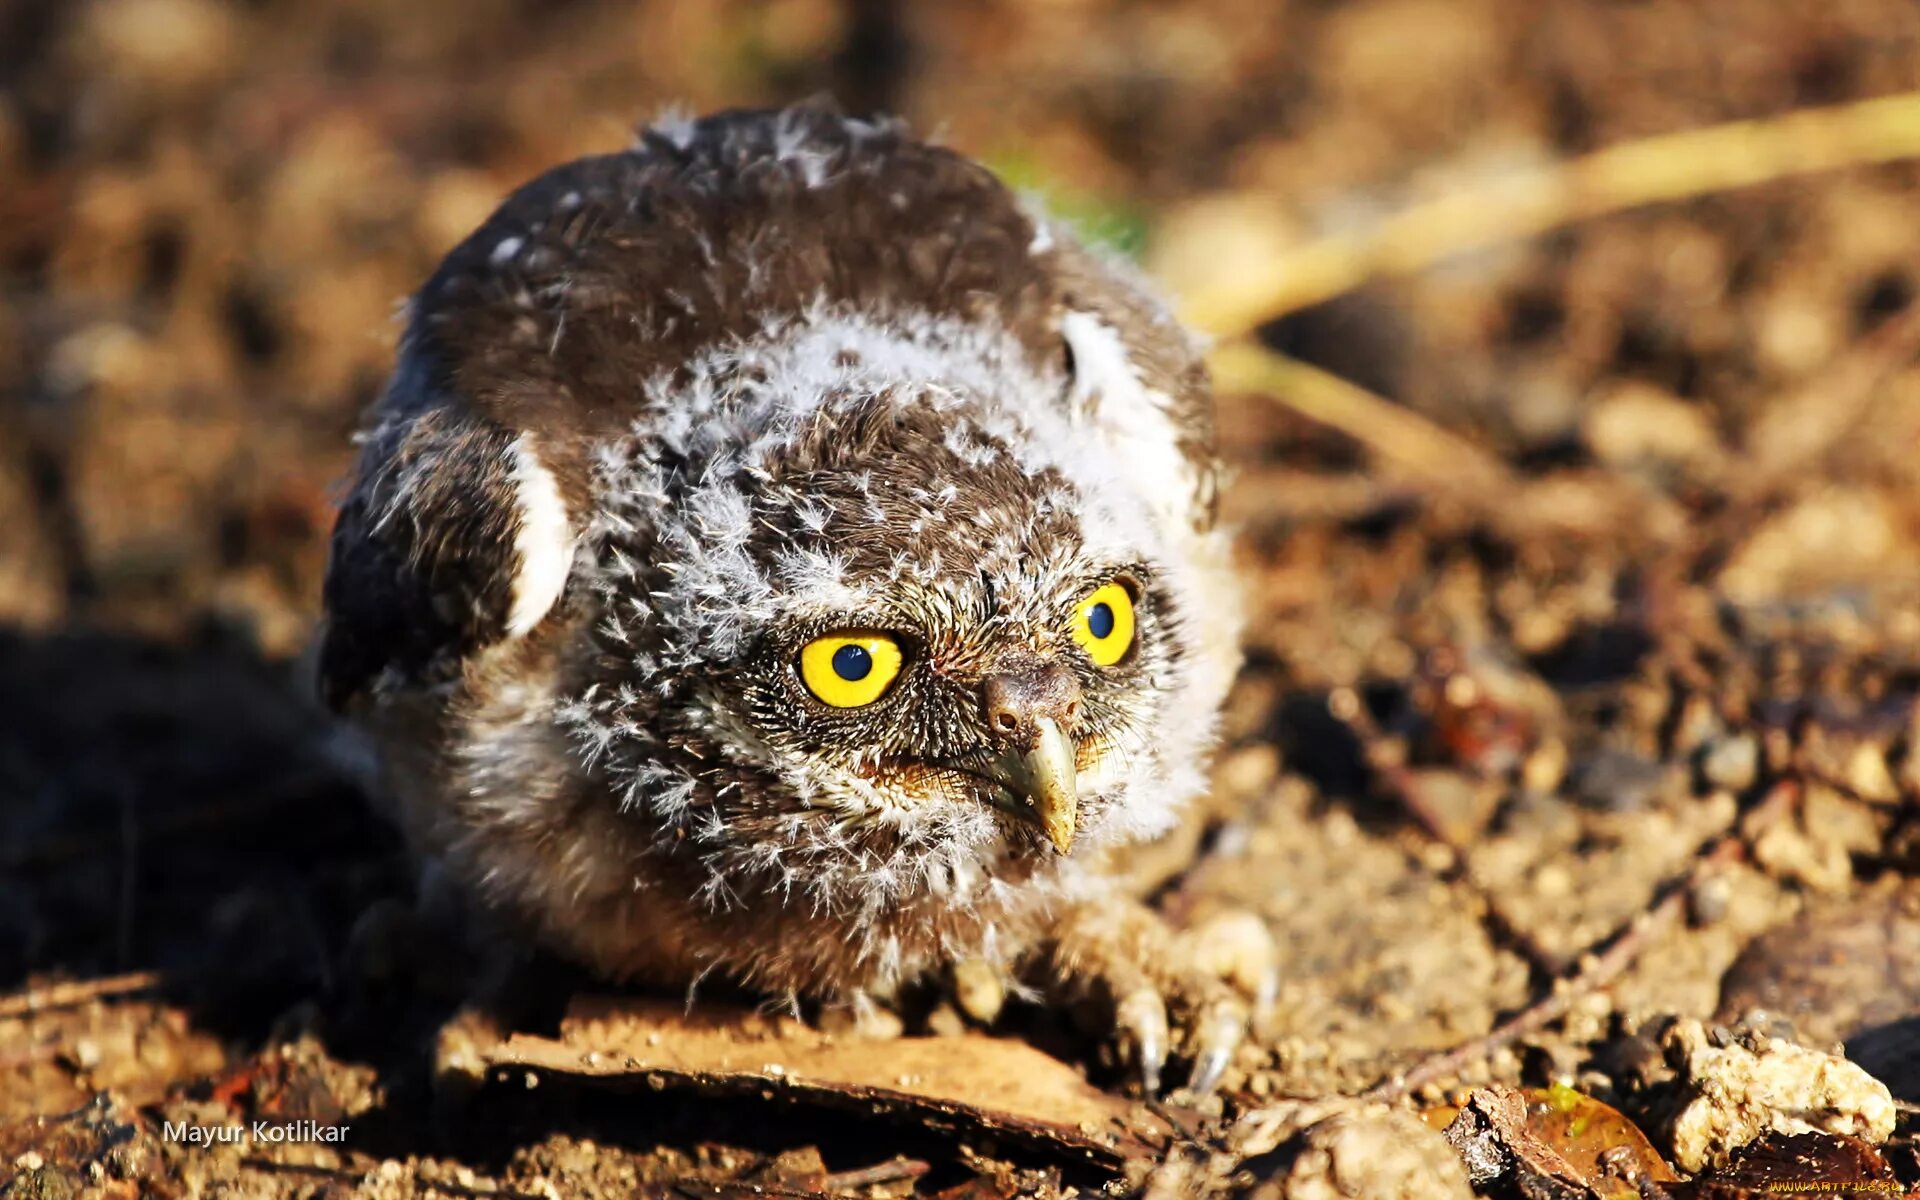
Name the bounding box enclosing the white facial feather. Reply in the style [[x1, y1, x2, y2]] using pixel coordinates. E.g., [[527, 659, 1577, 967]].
[[1061, 310, 1199, 532], [550, 300, 1230, 931], [505, 435, 575, 638]]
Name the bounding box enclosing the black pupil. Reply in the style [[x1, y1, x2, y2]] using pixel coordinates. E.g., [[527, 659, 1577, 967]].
[[832, 644, 873, 681], [1087, 602, 1116, 639]]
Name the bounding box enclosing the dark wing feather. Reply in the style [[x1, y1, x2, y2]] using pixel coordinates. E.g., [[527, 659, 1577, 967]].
[[317, 378, 523, 712]]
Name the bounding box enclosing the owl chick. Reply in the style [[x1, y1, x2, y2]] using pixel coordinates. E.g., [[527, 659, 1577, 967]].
[[320, 107, 1274, 1093]]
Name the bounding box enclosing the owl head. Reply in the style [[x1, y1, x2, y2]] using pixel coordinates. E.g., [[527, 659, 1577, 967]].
[[320, 108, 1236, 924]]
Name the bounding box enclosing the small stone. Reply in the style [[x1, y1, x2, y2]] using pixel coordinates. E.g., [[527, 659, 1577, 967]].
[[1246, 1109, 1473, 1200], [72, 1039, 103, 1071], [1658, 1019, 1896, 1172], [1698, 735, 1759, 793], [1583, 382, 1721, 474], [1520, 738, 1567, 797], [1688, 873, 1733, 927], [1844, 744, 1900, 807], [1217, 743, 1282, 799], [1569, 747, 1670, 812]]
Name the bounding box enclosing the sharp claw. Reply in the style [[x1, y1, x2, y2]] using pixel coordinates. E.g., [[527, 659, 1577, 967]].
[[1187, 1000, 1246, 1097], [1252, 964, 1281, 1032], [1116, 986, 1169, 1095], [951, 959, 1006, 1026], [820, 993, 904, 1040], [1190, 910, 1277, 1000]]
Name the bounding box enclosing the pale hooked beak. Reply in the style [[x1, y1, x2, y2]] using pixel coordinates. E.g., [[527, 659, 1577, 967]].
[[982, 714, 1079, 855]]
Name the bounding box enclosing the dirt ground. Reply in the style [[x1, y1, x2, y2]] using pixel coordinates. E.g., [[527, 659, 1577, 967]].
[[6, 0, 1920, 1196]]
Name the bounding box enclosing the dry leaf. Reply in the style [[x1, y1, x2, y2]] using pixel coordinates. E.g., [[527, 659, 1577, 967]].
[[1443, 1085, 1676, 1200]]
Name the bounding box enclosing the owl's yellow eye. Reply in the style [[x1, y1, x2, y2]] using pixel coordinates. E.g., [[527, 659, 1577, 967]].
[[798, 631, 904, 708], [1072, 581, 1136, 667]]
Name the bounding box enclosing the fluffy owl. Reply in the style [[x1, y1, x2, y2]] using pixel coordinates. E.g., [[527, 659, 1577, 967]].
[[319, 107, 1273, 1093]]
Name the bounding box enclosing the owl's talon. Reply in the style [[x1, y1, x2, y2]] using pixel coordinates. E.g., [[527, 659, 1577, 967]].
[[1046, 898, 1277, 1096], [1187, 910, 1278, 1006], [1185, 997, 1246, 1097], [819, 994, 905, 1040], [857, 997, 906, 1040], [1115, 986, 1170, 1095], [950, 959, 1007, 1026], [1253, 963, 1281, 1033]]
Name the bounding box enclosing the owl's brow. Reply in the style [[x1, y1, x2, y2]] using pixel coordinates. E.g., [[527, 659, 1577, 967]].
[[1069, 561, 1154, 595]]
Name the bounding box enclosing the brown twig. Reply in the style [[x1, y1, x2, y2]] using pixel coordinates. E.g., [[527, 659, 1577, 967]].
[[1361, 779, 1799, 1102], [817, 1158, 932, 1190], [1182, 90, 1920, 334], [0, 971, 164, 1020]]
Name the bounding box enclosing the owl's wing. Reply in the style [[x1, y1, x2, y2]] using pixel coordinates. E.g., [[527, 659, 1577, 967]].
[[1047, 234, 1221, 533], [317, 350, 576, 711]]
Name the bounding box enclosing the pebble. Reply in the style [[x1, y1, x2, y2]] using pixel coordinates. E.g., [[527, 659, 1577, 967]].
[[1568, 747, 1669, 812], [1698, 734, 1759, 793]]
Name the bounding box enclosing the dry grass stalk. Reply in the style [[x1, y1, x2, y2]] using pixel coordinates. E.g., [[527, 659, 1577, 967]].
[[1209, 341, 1517, 499], [1184, 90, 1920, 335], [0, 970, 162, 1020]]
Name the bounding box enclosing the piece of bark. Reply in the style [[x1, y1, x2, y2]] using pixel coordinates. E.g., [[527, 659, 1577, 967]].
[[1654, 1132, 1898, 1199], [473, 995, 1171, 1172]]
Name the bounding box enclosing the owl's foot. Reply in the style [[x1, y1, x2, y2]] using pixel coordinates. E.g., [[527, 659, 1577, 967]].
[[816, 992, 908, 1039], [1044, 899, 1278, 1097], [949, 957, 1010, 1025]]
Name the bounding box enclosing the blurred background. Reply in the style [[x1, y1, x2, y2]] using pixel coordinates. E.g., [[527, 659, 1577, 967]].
[[6, 0, 1920, 652], [9, 0, 1920, 1190]]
